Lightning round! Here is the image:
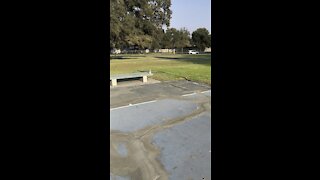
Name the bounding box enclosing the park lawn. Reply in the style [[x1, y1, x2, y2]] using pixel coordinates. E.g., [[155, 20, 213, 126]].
[[110, 54, 211, 85]]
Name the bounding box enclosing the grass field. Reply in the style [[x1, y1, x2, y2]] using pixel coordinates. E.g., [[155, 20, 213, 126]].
[[110, 53, 211, 85]]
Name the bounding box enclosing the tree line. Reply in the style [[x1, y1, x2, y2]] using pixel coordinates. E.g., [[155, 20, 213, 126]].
[[110, 0, 211, 52]]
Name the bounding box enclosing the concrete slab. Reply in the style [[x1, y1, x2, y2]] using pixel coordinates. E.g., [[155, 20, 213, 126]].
[[110, 175, 130, 180], [152, 112, 211, 180], [110, 99, 198, 132]]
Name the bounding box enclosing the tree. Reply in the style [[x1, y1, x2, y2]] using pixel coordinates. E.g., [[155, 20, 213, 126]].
[[110, 0, 172, 50], [191, 28, 211, 51], [176, 28, 191, 52], [110, 0, 127, 49], [161, 29, 172, 49], [161, 28, 191, 51]]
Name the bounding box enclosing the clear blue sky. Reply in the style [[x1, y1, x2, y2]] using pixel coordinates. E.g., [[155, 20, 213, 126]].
[[170, 0, 211, 34]]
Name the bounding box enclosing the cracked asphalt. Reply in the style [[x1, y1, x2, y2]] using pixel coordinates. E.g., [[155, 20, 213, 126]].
[[110, 80, 211, 180]]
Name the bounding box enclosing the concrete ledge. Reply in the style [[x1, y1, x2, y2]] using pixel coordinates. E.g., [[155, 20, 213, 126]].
[[110, 71, 153, 87]]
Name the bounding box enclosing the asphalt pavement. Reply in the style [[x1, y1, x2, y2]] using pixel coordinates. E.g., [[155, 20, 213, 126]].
[[110, 80, 211, 180]]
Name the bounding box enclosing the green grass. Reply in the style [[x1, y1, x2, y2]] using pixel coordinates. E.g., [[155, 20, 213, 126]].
[[110, 53, 211, 85]]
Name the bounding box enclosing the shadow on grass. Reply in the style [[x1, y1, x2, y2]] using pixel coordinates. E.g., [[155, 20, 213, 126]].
[[155, 57, 180, 60], [122, 55, 146, 57], [155, 56, 211, 66], [110, 55, 148, 60], [110, 56, 139, 60]]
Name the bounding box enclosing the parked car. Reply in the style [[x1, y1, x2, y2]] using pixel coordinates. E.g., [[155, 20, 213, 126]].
[[111, 48, 121, 54], [188, 50, 199, 54]]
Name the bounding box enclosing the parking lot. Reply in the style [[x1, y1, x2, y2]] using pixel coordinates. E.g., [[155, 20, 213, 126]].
[[110, 80, 211, 180]]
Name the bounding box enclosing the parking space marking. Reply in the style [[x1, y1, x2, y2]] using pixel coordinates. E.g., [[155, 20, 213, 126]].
[[110, 100, 157, 111], [130, 100, 157, 106], [200, 90, 211, 94], [182, 92, 197, 97], [111, 90, 211, 110], [110, 105, 132, 111]]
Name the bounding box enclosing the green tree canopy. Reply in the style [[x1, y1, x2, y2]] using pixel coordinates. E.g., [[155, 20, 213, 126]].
[[191, 28, 211, 51], [161, 28, 191, 50], [176, 28, 191, 50], [110, 0, 172, 50]]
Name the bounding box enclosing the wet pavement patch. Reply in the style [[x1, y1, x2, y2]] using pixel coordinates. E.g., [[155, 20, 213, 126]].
[[117, 143, 128, 157], [152, 112, 211, 180]]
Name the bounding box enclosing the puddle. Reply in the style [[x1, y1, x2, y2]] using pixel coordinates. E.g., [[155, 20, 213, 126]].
[[117, 143, 128, 157]]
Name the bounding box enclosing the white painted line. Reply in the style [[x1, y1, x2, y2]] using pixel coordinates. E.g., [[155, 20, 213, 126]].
[[110, 100, 157, 111], [130, 100, 157, 106], [200, 90, 211, 94], [110, 104, 130, 111], [110, 105, 131, 111], [182, 92, 197, 97]]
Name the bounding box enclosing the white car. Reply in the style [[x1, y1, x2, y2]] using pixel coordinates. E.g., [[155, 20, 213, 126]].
[[188, 50, 199, 54], [111, 48, 121, 54]]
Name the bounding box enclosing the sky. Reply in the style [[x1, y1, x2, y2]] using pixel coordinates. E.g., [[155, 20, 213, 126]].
[[169, 0, 211, 34]]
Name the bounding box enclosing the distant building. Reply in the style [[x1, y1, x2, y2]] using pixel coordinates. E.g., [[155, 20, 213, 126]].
[[204, 47, 211, 53], [158, 49, 176, 53]]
